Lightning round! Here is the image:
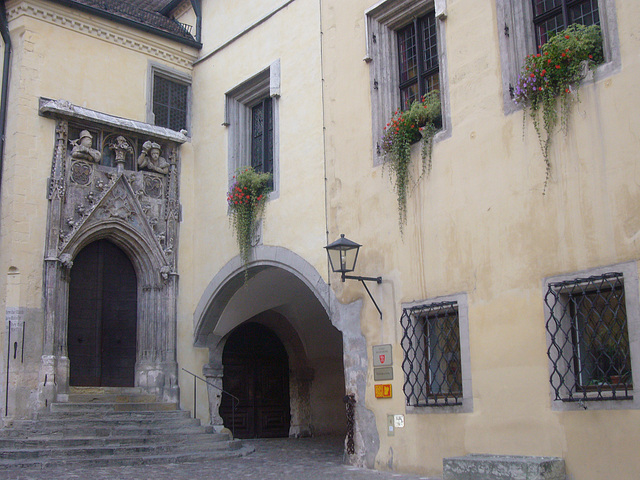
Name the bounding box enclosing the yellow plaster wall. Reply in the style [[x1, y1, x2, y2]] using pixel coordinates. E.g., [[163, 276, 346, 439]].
[[321, 0, 640, 478], [0, 0, 198, 414], [185, 0, 327, 318]]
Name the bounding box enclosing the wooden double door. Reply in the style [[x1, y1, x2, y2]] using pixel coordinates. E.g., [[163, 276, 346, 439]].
[[221, 322, 290, 438], [67, 240, 137, 387]]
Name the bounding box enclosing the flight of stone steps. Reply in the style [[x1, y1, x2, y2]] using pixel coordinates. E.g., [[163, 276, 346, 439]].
[[0, 387, 253, 470]]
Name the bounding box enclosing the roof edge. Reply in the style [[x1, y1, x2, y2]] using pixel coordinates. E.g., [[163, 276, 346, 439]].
[[49, 0, 202, 49]]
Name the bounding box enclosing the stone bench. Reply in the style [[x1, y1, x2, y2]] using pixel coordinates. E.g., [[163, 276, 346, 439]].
[[443, 454, 565, 480]]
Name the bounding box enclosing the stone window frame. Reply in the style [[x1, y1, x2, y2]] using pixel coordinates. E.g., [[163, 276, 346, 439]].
[[147, 63, 192, 133], [496, 0, 621, 114], [224, 60, 281, 198], [543, 261, 640, 412], [401, 292, 473, 415], [365, 0, 451, 166]]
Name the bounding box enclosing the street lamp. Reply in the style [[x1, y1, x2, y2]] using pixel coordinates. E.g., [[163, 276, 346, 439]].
[[325, 234, 382, 319]]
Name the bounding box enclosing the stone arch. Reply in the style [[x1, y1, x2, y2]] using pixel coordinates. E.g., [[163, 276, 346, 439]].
[[193, 245, 380, 467], [61, 218, 167, 287]]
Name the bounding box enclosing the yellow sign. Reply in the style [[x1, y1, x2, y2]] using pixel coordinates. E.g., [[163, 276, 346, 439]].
[[375, 384, 392, 398]]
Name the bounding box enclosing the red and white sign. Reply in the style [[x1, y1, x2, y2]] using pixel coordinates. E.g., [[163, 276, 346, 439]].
[[372, 344, 392, 367]]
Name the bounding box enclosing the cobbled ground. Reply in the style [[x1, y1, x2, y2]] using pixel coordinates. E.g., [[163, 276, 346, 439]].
[[3, 436, 440, 480]]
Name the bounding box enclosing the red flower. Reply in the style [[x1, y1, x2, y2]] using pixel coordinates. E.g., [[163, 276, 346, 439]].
[[588, 54, 593, 59], [530, 73, 535, 78], [555, 65, 561, 69], [565, 35, 570, 39]]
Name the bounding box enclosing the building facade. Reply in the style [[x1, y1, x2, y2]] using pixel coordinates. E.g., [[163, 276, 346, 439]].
[[1, 0, 639, 478]]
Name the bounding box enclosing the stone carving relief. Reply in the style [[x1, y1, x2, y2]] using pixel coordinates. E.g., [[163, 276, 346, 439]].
[[70, 130, 101, 163], [138, 141, 169, 174], [109, 135, 134, 169], [70, 161, 92, 185], [52, 123, 180, 263]]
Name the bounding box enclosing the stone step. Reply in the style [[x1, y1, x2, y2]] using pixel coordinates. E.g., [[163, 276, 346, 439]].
[[0, 437, 242, 460], [0, 444, 254, 470], [12, 415, 201, 428], [0, 424, 214, 438], [35, 409, 192, 420], [0, 390, 249, 470], [66, 393, 159, 403], [0, 432, 229, 448], [50, 402, 178, 412], [68, 387, 145, 395]]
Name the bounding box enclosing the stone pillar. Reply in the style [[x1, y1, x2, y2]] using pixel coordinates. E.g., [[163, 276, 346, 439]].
[[203, 364, 225, 432], [289, 367, 314, 437]]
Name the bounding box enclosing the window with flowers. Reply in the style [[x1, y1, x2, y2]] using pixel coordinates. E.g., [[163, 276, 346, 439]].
[[496, 0, 620, 113], [225, 60, 280, 195], [365, 0, 451, 166]]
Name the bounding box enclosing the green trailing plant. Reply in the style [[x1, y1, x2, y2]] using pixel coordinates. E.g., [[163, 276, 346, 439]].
[[380, 91, 441, 232], [227, 167, 271, 269], [513, 24, 603, 191]]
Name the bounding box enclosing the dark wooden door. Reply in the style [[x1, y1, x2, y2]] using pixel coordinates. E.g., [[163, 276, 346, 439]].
[[221, 322, 290, 438], [68, 240, 137, 387]]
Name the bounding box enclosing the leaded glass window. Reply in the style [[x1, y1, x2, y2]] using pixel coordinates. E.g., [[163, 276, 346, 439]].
[[532, 0, 600, 48], [397, 11, 439, 109]]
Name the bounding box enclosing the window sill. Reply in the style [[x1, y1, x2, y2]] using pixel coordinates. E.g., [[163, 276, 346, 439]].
[[405, 397, 472, 415]]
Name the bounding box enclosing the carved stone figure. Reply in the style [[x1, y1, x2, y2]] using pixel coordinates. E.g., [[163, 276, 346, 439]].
[[109, 135, 134, 169], [137, 141, 169, 175], [70, 130, 101, 163]]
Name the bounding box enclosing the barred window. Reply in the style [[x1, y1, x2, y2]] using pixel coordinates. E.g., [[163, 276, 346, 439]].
[[397, 11, 440, 109], [532, 0, 600, 48], [401, 301, 463, 407], [153, 74, 188, 131], [545, 272, 633, 402]]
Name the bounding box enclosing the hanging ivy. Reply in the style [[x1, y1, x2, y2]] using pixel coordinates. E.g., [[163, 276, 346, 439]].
[[513, 24, 603, 191], [380, 91, 441, 233], [227, 167, 271, 270]]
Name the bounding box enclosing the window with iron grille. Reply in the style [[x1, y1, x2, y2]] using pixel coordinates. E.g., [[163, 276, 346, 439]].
[[152, 74, 189, 132], [401, 301, 463, 407], [397, 12, 440, 109], [496, 0, 620, 113], [545, 272, 633, 402], [532, 0, 600, 48]]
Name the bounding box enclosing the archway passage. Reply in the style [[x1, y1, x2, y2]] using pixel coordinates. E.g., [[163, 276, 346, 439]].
[[68, 239, 137, 387], [221, 322, 290, 438]]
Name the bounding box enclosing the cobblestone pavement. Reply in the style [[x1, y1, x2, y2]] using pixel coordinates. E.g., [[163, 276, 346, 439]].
[[3, 436, 440, 480]]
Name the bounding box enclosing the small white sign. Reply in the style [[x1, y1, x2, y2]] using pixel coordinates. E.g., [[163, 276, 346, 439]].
[[394, 414, 405, 428]]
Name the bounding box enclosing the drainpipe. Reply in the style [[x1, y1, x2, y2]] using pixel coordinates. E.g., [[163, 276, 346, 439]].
[[0, 0, 12, 196]]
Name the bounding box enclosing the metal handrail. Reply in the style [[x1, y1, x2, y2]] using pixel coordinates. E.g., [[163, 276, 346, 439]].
[[181, 368, 239, 438]]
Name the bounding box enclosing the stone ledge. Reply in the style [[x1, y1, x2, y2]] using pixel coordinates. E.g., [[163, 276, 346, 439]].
[[443, 454, 565, 480]]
